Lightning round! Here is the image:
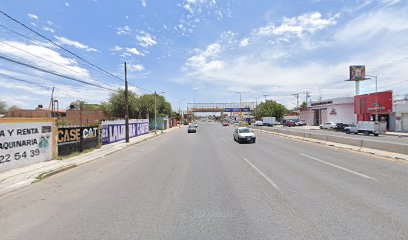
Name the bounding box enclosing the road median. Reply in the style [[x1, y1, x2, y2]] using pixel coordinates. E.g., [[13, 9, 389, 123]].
[[250, 127, 408, 162]]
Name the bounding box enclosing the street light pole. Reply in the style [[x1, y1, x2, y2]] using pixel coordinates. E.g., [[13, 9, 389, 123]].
[[366, 75, 379, 123]]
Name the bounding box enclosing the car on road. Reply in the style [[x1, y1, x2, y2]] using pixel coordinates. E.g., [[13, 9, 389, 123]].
[[285, 120, 297, 127], [222, 122, 229, 126], [333, 123, 350, 132], [187, 125, 197, 133], [233, 127, 256, 143], [255, 120, 263, 126], [295, 120, 306, 126], [320, 122, 336, 130], [193, 122, 199, 128]]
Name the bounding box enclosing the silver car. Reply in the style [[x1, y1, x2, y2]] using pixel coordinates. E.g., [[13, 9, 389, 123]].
[[233, 127, 256, 143], [319, 122, 336, 130]]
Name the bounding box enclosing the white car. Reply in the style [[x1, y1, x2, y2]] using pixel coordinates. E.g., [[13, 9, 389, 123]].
[[320, 122, 336, 129], [193, 122, 198, 128], [255, 121, 264, 126], [233, 127, 256, 143]]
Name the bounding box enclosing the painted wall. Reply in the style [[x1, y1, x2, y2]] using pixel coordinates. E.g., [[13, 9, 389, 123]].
[[393, 101, 408, 132], [101, 119, 149, 145], [0, 118, 56, 173]]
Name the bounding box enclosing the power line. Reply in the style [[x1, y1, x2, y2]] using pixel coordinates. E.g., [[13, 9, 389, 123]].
[[0, 72, 51, 90], [0, 54, 117, 92], [0, 39, 88, 78], [0, 11, 157, 93]]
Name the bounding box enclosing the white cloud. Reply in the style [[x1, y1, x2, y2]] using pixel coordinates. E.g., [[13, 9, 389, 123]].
[[110, 45, 123, 52], [181, 5, 408, 107], [239, 38, 249, 47], [117, 26, 132, 35], [335, 7, 408, 43], [65, 2, 70, 7], [55, 36, 98, 52], [27, 13, 39, 20], [256, 12, 338, 38], [0, 41, 118, 108], [126, 47, 142, 56], [128, 64, 144, 72], [136, 31, 157, 48], [185, 43, 225, 72], [140, 0, 147, 7], [43, 26, 55, 33]]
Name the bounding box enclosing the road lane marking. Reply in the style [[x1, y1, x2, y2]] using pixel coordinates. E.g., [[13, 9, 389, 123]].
[[243, 157, 280, 191], [220, 137, 226, 142], [299, 153, 376, 181]]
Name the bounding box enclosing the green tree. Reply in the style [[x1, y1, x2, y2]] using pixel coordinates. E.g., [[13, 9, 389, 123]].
[[255, 100, 288, 119], [138, 94, 172, 118], [101, 89, 139, 118], [299, 101, 307, 110], [0, 101, 7, 114]]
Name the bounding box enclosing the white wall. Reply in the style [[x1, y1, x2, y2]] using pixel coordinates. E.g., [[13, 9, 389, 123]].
[[393, 101, 408, 132], [326, 104, 356, 124]]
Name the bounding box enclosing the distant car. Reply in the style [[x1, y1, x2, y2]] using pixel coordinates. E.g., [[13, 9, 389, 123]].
[[193, 122, 198, 128], [285, 120, 297, 127], [233, 127, 256, 143], [222, 122, 229, 126], [333, 123, 350, 132], [187, 125, 197, 133], [295, 120, 306, 126], [320, 122, 336, 130], [255, 121, 264, 126]]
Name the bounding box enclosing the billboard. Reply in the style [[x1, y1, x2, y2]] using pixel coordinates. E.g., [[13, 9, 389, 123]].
[[57, 126, 99, 156], [349, 65, 366, 81], [0, 121, 53, 170]]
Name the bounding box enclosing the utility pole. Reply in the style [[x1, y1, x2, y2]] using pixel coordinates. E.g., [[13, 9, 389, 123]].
[[263, 94, 268, 102], [48, 87, 55, 117], [305, 91, 310, 104], [124, 62, 129, 143], [292, 93, 300, 109]]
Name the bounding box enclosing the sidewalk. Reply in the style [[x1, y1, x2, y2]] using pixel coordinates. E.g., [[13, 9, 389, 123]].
[[0, 127, 179, 197]]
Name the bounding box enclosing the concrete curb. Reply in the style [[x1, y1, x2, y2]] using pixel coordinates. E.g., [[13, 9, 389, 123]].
[[0, 127, 178, 197], [251, 128, 408, 162]]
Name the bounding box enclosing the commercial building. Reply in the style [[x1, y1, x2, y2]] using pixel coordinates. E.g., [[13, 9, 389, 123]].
[[390, 99, 408, 132], [354, 90, 393, 129], [300, 97, 355, 126]]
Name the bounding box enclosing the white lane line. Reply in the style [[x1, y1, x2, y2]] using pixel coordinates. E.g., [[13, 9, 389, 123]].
[[243, 157, 281, 191], [220, 137, 226, 142], [299, 153, 376, 181]]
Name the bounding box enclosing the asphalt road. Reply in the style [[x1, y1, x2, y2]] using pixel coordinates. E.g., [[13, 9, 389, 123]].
[[251, 125, 408, 144], [1, 123, 408, 239]]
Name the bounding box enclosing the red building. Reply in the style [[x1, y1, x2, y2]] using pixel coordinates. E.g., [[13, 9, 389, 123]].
[[354, 90, 393, 124]]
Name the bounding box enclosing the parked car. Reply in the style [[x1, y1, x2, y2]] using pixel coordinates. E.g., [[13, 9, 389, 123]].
[[255, 120, 264, 126], [285, 120, 297, 127], [233, 127, 256, 143], [320, 122, 336, 130], [333, 123, 350, 132], [187, 125, 197, 133], [222, 122, 229, 126], [295, 120, 306, 126]]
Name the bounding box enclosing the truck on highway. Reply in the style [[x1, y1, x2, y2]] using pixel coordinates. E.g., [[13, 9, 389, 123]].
[[344, 121, 386, 136], [262, 117, 276, 126]]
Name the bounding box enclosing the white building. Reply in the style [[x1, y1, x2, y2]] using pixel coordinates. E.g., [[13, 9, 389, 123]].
[[391, 99, 408, 132], [300, 97, 356, 126]]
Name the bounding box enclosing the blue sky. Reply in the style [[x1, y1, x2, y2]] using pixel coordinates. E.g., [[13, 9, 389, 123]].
[[0, 0, 408, 110]]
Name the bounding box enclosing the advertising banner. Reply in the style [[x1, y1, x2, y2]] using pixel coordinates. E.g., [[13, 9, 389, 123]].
[[224, 108, 251, 112], [101, 119, 149, 145], [57, 126, 99, 156], [0, 121, 53, 168]]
